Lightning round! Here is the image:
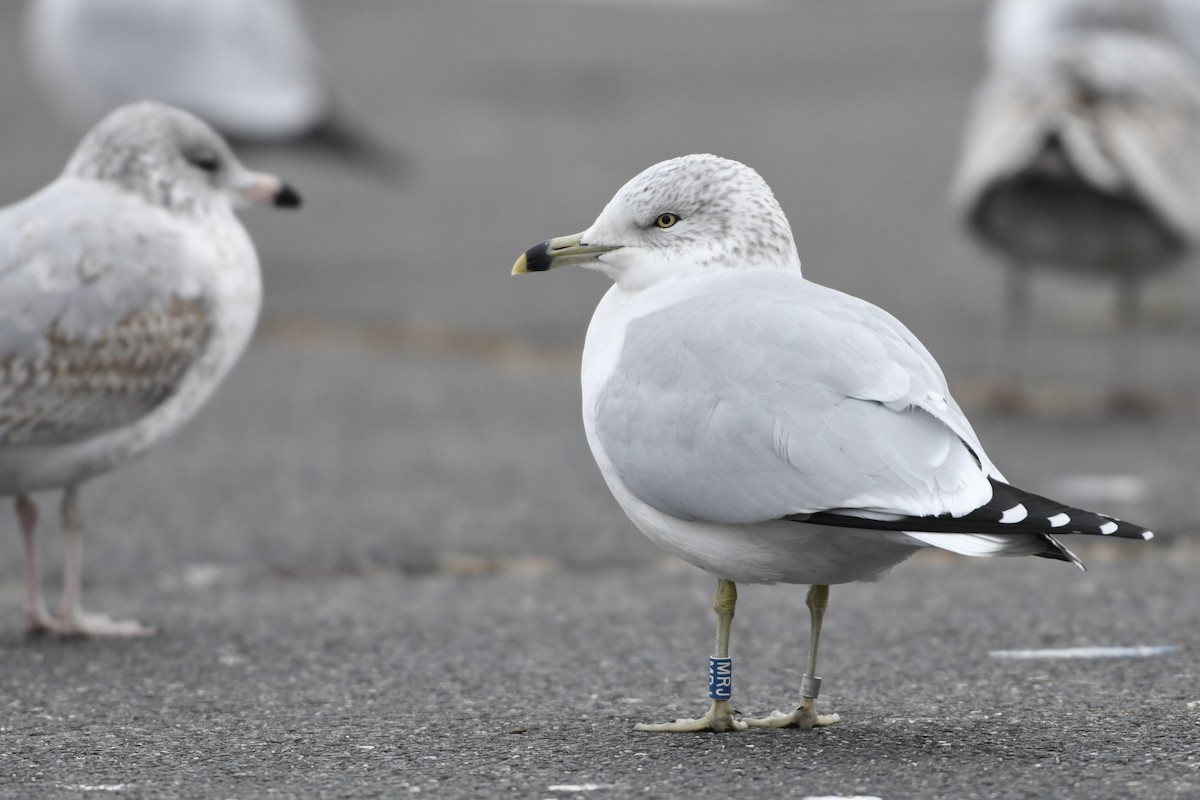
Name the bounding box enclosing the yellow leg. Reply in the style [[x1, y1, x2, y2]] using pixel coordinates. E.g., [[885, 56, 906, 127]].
[[636, 579, 747, 732], [745, 584, 841, 729]]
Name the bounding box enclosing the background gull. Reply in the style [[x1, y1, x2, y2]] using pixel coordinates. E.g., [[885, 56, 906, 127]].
[[952, 0, 1200, 413], [24, 0, 403, 181], [513, 154, 1152, 733], [0, 101, 301, 636], [1164, 0, 1200, 62]]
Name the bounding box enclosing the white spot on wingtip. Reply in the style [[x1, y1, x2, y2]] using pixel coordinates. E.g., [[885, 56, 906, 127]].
[[1143, 530, 1154, 540], [1047, 512, 1070, 528], [1099, 521, 1118, 535], [1000, 503, 1027, 523], [990, 645, 1177, 659]]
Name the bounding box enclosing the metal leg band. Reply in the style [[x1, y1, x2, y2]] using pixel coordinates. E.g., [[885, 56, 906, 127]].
[[800, 674, 821, 700]]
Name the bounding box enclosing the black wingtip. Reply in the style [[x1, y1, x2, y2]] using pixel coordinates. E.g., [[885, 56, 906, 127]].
[[301, 114, 408, 184], [981, 479, 1153, 540], [227, 112, 407, 186], [1035, 534, 1086, 570], [273, 182, 303, 208], [796, 478, 1153, 542]]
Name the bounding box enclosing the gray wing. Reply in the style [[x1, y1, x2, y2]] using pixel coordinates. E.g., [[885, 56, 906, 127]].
[[0, 182, 214, 446], [593, 271, 996, 526]]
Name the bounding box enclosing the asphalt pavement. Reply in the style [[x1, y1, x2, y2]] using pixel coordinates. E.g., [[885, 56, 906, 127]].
[[0, 1, 1198, 798]]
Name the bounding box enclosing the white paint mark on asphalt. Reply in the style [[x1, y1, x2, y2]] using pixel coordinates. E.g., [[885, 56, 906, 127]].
[[990, 645, 1178, 659], [67, 786, 128, 793], [548, 785, 611, 793]]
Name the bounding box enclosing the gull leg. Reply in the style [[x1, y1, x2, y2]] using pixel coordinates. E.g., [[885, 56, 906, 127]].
[[54, 485, 154, 637], [16, 494, 60, 634], [1107, 274, 1156, 416], [745, 584, 841, 729], [990, 261, 1030, 413], [636, 578, 746, 732]]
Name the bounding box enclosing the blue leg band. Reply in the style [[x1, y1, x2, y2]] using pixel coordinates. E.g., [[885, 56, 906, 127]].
[[708, 656, 733, 700]]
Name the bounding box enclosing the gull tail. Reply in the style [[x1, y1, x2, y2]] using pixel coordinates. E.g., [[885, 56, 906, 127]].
[[901, 530, 1085, 570], [229, 108, 407, 185], [791, 478, 1151, 570], [297, 112, 408, 184]]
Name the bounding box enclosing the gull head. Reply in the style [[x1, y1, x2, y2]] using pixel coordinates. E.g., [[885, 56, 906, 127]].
[[63, 101, 303, 215], [513, 154, 801, 291]]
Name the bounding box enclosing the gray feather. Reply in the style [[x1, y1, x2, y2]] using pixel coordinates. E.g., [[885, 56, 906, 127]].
[[593, 270, 995, 525]]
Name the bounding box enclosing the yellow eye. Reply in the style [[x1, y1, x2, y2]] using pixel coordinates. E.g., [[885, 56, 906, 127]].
[[654, 213, 680, 229]]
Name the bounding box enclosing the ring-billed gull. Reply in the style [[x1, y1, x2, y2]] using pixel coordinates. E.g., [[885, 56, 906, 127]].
[[952, 0, 1200, 413], [1, 101, 301, 637], [513, 154, 1151, 732], [25, 0, 402, 180]]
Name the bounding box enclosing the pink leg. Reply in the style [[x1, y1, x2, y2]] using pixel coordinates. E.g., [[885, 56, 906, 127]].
[[1107, 275, 1157, 416], [57, 485, 84, 628], [54, 485, 155, 637], [15, 494, 59, 634]]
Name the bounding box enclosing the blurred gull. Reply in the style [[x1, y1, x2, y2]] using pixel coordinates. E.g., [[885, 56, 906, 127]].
[[513, 154, 1152, 732], [0, 101, 301, 636], [952, 0, 1200, 412], [25, 0, 402, 180], [1164, 0, 1200, 62]]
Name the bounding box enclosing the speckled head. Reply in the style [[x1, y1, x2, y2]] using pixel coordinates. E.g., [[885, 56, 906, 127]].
[[512, 154, 803, 291], [62, 101, 302, 215], [583, 154, 802, 288]]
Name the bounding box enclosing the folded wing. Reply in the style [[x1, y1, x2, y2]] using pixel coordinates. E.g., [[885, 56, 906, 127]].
[[0, 183, 214, 447], [593, 271, 997, 527]]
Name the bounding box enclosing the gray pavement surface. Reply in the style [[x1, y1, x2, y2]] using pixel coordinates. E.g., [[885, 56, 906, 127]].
[[0, 1, 1198, 798], [2, 554, 1198, 799]]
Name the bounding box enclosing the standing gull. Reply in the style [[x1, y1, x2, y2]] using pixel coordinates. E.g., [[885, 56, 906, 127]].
[[952, 0, 1200, 412], [25, 0, 403, 180], [0, 101, 301, 636], [512, 154, 1151, 732]]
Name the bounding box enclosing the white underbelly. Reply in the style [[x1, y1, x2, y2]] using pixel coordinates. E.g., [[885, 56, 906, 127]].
[[611, 477, 920, 585], [0, 365, 220, 493]]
